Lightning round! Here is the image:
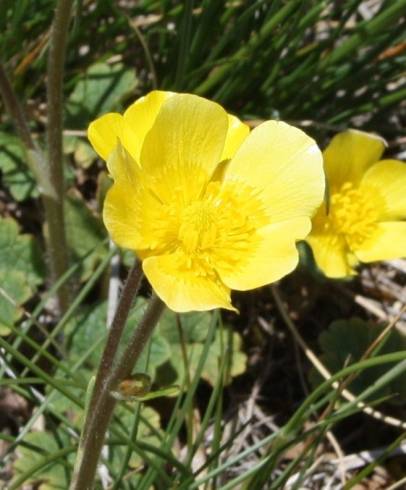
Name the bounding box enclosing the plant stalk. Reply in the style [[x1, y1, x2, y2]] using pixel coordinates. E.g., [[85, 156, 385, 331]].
[[70, 289, 165, 490], [0, 63, 36, 151], [0, 60, 67, 314], [84, 261, 143, 424], [45, 0, 74, 313]]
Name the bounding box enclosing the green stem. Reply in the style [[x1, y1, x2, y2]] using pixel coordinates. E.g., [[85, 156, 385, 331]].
[[70, 290, 165, 490], [45, 0, 74, 313]]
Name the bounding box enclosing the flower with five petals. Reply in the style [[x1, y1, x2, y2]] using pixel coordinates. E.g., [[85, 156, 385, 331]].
[[88, 91, 324, 312]]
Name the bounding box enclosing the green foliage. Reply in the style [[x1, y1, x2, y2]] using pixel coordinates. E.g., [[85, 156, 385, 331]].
[[311, 317, 406, 403], [0, 217, 44, 334], [64, 195, 108, 280], [64, 136, 97, 169], [115, 405, 162, 470], [64, 298, 246, 387], [158, 309, 247, 386], [65, 300, 171, 378], [66, 62, 138, 127], [11, 431, 74, 490], [0, 132, 37, 201], [2, 1, 406, 488], [0, 270, 31, 335]]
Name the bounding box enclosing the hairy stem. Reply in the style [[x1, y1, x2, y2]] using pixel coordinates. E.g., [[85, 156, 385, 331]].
[[46, 0, 74, 313], [84, 261, 143, 426], [0, 63, 36, 151], [70, 285, 165, 490], [0, 60, 67, 313]]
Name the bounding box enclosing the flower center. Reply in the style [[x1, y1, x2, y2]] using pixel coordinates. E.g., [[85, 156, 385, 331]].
[[328, 182, 378, 248], [178, 201, 218, 253], [158, 181, 268, 273]]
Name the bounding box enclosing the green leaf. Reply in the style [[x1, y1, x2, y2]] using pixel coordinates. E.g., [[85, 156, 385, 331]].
[[11, 431, 73, 490], [0, 270, 31, 335], [66, 299, 171, 379], [0, 132, 38, 201], [64, 195, 108, 280], [115, 405, 162, 471], [63, 135, 97, 169], [66, 62, 138, 126], [158, 310, 247, 386], [0, 217, 44, 288], [0, 217, 44, 333], [65, 301, 108, 367], [159, 310, 211, 344], [73, 140, 97, 168], [310, 318, 406, 404], [122, 298, 172, 377]]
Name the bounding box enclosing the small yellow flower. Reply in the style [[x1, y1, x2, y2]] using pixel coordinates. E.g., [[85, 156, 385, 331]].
[[88, 91, 324, 312], [307, 129, 406, 278]]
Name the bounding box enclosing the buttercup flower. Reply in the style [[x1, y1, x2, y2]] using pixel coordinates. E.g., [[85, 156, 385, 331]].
[[88, 91, 324, 312], [307, 130, 406, 278]]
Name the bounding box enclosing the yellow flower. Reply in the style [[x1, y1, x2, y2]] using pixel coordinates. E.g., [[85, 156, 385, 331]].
[[307, 129, 406, 278], [88, 91, 324, 312]]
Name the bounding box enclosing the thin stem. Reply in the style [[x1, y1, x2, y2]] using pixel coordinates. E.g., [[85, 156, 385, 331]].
[[112, 337, 153, 489], [84, 261, 143, 424], [0, 63, 36, 150], [0, 63, 55, 195], [46, 0, 74, 313], [0, 59, 67, 313], [271, 285, 406, 430], [70, 292, 165, 490]]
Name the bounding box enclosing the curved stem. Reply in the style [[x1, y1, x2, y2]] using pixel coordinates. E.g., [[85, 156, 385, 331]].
[[46, 0, 74, 313], [70, 290, 165, 490]]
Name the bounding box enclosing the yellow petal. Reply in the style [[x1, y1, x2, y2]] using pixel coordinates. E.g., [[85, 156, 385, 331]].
[[140, 93, 229, 204], [354, 222, 406, 262], [359, 159, 406, 220], [103, 143, 164, 251], [324, 130, 386, 189], [103, 147, 176, 253], [87, 113, 123, 160], [105, 142, 139, 183], [217, 217, 311, 290], [307, 232, 357, 278], [103, 180, 145, 251], [220, 114, 250, 161], [143, 252, 235, 312], [224, 120, 324, 222], [122, 90, 174, 161]]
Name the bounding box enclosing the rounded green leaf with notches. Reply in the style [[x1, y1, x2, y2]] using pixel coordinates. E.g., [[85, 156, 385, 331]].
[[0, 217, 44, 334]]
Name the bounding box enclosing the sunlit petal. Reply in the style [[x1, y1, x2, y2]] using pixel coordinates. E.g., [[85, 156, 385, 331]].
[[103, 181, 143, 251], [224, 120, 324, 222], [221, 114, 250, 161], [360, 159, 406, 221], [354, 222, 406, 262], [87, 113, 123, 160], [324, 129, 386, 189], [122, 90, 174, 161], [307, 231, 357, 278], [217, 217, 311, 290], [143, 252, 235, 312], [140, 93, 229, 204]]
